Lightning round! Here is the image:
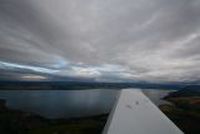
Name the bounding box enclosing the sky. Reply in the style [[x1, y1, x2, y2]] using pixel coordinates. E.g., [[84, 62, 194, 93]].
[[0, 0, 200, 83]]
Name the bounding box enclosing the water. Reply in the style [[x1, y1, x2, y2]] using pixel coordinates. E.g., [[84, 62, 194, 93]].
[[0, 88, 173, 119], [0, 89, 119, 119], [142, 89, 174, 105]]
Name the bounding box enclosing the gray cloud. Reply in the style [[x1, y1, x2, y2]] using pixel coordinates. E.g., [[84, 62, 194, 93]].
[[0, 0, 200, 83]]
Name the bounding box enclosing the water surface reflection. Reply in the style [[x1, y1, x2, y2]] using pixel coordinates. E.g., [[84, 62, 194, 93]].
[[0, 89, 119, 119]]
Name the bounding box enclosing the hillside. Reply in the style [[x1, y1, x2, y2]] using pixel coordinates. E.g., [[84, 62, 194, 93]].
[[160, 87, 200, 134]]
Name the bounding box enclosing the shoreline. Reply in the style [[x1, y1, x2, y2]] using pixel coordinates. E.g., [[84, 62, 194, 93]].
[[0, 99, 108, 134]]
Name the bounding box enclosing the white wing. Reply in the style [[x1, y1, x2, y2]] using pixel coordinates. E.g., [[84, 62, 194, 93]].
[[103, 89, 184, 134]]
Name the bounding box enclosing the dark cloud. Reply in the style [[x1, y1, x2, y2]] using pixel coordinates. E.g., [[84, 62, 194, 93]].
[[0, 0, 200, 83]]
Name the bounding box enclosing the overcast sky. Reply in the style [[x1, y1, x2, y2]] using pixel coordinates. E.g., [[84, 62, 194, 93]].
[[0, 0, 200, 83]]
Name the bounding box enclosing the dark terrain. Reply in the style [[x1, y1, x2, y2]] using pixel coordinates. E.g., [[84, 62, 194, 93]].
[[160, 85, 200, 134]]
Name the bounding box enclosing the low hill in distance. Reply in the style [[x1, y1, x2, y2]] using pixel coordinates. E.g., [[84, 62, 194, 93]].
[[0, 81, 197, 90]]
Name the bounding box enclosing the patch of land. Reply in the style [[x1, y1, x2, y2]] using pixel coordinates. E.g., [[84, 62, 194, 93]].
[[0, 99, 108, 134], [159, 87, 200, 134]]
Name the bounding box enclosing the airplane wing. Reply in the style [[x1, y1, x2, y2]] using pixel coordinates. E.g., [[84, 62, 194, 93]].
[[103, 89, 184, 134]]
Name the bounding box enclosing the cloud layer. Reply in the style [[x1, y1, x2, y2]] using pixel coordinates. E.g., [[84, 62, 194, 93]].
[[0, 0, 200, 83]]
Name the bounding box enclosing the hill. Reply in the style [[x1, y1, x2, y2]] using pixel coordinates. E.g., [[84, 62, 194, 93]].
[[164, 85, 200, 98], [160, 87, 200, 134]]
